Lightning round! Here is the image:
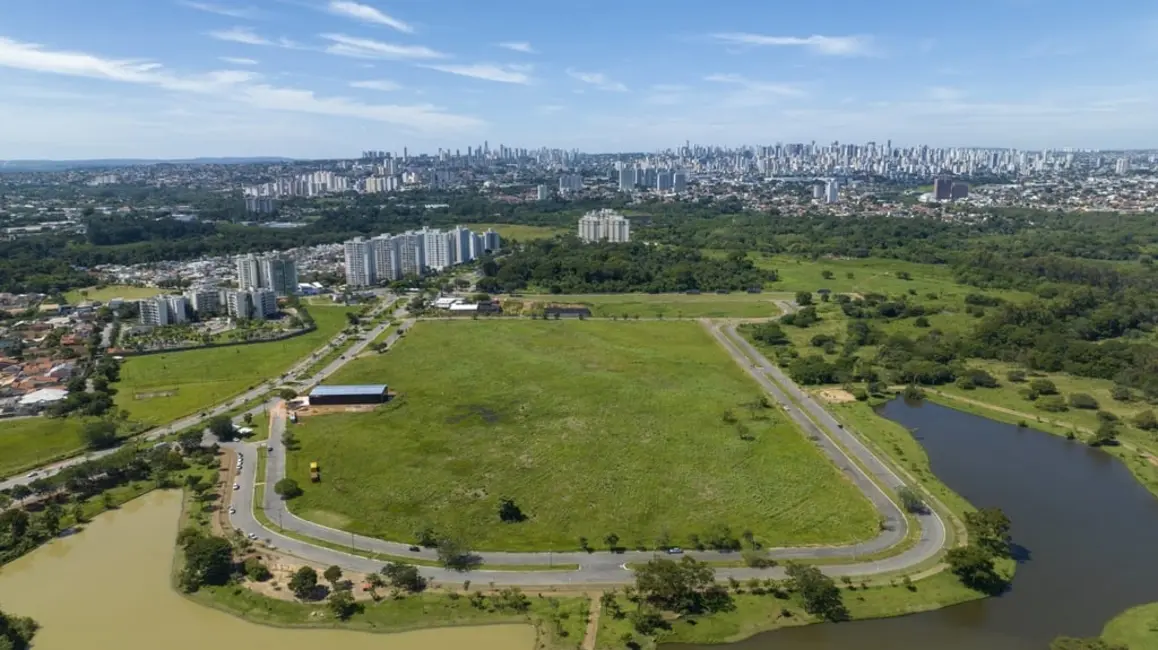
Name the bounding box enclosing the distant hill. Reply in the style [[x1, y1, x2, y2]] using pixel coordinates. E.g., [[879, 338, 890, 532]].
[[0, 157, 296, 172]]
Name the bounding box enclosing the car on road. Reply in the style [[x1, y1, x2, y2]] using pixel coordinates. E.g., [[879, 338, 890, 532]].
[[666, 547, 683, 554], [233, 483, 240, 490], [228, 506, 236, 515], [248, 533, 258, 540], [26, 471, 38, 478]]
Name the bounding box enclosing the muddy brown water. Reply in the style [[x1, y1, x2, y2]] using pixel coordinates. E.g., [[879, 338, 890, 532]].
[[676, 398, 1158, 650], [0, 490, 534, 650]]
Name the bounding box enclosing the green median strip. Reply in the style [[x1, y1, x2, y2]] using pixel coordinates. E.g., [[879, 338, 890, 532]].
[[251, 494, 577, 573]]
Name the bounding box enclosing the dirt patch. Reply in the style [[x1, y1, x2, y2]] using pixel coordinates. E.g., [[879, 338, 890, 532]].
[[295, 404, 379, 417], [135, 389, 177, 400], [446, 404, 502, 425], [817, 388, 857, 403]]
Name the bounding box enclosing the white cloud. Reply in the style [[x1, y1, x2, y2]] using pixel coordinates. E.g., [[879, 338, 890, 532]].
[[0, 37, 480, 133], [349, 79, 401, 91], [567, 69, 627, 92], [326, 1, 413, 33], [178, 1, 257, 19], [208, 27, 270, 46], [497, 41, 535, 54], [709, 32, 875, 56], [219, 56, 259, 65], [422, 63, 531, 84], [705, 73, 805, 97], [321, 33, 446, 60], [927, 86, 965, 102]]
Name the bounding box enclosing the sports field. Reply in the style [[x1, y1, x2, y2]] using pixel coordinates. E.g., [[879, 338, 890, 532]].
[[113, 306, 354, 426], [285, 320, 878, 551], [470, 223, 568, 241], [504, 292, 791, 319], [0, 417, 86, 478]]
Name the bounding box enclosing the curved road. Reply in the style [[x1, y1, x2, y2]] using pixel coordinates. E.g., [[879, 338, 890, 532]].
[[223, 314, 947, 585]]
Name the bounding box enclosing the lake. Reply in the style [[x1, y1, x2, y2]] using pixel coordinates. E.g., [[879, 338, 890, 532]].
[[677, 398, 1158, 649]]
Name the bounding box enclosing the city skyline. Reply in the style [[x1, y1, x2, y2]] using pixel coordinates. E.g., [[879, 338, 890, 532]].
[[2, 0, 1158, 158]]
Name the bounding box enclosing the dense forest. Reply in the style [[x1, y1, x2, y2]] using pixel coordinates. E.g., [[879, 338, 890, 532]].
[[475, 237, 774, 293]]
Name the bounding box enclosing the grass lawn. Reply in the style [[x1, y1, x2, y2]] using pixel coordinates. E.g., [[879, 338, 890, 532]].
[[503, 292, 790, 319], [64, 284, 165, 304], [1103, 601, 1158, 649], [286, 320, 878, 551], [0, 417, 87, 478], [113, 305, 355, 426], [470, 223, 568, 241]]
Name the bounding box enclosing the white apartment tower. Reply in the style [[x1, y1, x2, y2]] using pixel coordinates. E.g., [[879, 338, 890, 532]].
[[138, 295, 188, 326], [371, 235, 402, 282], [343, 237, 376, 287], [578, 209, 631, 243], [236, 254, 261, 290], [672, 171, 687, 193], [185, 286, 221, 315], [423, 228, 454, 271]]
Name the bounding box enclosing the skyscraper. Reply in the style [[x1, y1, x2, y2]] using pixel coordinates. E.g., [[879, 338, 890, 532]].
[[672, 171, 687, 194], [371, 235, 401, 282], [933, 177, 953, 201], [537, 184, 549, 201], [825, 179, 840, 204], [258, 254, 298, 296], [343, 237, 376, 287], [618, 166, 636, 192]]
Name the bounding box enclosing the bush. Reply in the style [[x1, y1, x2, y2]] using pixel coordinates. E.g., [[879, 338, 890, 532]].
[[897, 486, 926, 514], [244, 557, 272, 582], [274, 478, 303, 500], [1007, 370, 1027, 383], [1036, 396, 1068, 413], [852, 388, 869, 401], [1030, 379, 1058, 395], [742, 549, 776, 568], [1111, 385, 1133, 402], [1067, 393, 1099, 410], [1090, 422, 1119, 447], [913, 316, 930, 328], [1096, 410, 1118, 423], [902, 385, 925, 401], [1133, 409, 1158, 431]]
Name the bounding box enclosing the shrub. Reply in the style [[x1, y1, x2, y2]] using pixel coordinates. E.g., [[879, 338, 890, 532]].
[[852, 388, 869, 401], [1111, 385, 1133, 402], [1030, 379, 1058, 395], [1096, 410, 1118, 423], [913, 316, 930, 328], [1133, 410, 1158, 431], [244, 557, 272, 582], [274, 478, 303, 500], [1006, 370, 1026, 383], [1036, 396, 1068, 413], [1067, 393, 1099, 410]]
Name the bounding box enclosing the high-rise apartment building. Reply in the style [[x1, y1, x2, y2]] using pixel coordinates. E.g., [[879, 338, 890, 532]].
[[343, 237, 376, 287], [244, 197, 277, 214], [932, 177, 953, 201], [423, 228, 454, 271], [259, 254, 298, 296], [672, 171, 687, 194], [371, 235, 401, 282], [453, 227, 473, 265], [825, 179, 840, 204], [656, 170, 673, 192], [483, 229, 501, 253], [618, 166, 636, 192], [185, 286, 221, 315], [225, 288, 277, 320], [559, 173, 583, 193], [950, 182, 970, 200], [578, 209, 631, 243], [537, 184, 550, 201], [138, 295, 188, 326], [236, 254, 261, 290]]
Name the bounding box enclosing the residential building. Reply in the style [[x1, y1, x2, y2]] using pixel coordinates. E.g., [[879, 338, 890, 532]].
[[453, 226, 473, 265], [423, 228, 454, 271], [483, 229, 501, 253], [244, 197, 277, 214], [672, 171, 687, 193], [933, 176, 953, 201], [578, 209, 631, 243], [236, 254, 261, 289], [259, 254, 298, 296], [371, 235, 401, 282], [252, 288, 277, 318], [950, 182, 970, 200], [537, 184, 549, 201], [618, 166, 636, 192], [343, 237, 376, 287], [656, 170, 673, 193], [559, 173, 582, 193], [185, 286, 221, 315], [812, 183, 825, 200], [225, 288, 277, 320], [397, 232, 426, 277], [138, 295, 188, 326]]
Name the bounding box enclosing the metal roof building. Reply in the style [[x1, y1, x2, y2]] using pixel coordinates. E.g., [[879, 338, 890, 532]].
[[308, 384, 389, 406]]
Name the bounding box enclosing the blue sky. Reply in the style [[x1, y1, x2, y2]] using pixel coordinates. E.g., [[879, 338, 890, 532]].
[[0, 0, 1155, 159]]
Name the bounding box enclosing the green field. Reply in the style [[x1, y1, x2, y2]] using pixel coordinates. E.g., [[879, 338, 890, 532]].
[[472, 223, 568, 241], [286, 320, 878, 551], [64, 285, 165, 304], [1103, 601, 1158, 649], [113, 306, 354, 426], [504, 292, 791, 319], [0, 417, 86, 478]]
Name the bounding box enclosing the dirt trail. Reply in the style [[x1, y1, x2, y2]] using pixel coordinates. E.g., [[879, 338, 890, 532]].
[[581, 594, 601, 650]]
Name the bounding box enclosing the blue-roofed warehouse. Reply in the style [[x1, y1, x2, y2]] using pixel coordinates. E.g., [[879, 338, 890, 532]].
[[308, 384, 389, 406]]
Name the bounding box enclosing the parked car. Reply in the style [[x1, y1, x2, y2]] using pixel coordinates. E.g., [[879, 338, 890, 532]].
[[233, 483, 240, 490], [667, 547, 683, 555]]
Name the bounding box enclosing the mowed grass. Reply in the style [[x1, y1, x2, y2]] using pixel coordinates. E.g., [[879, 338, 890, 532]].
[[113, 306, 355, 426], [1103, 602, 1158, 649], [0, 417, 86, 478], [504, 292, 791, 319], [64, 284, 164, 304], [471, 223, 569, 241], [285, 320, 879, 551]]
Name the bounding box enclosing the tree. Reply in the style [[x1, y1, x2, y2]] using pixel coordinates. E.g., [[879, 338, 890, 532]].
[[437, 536, 480, 571], [785, 563, 847, 621], [964, 508, 1012, 558], [180, 534, 233, 591], [633, 557, 726, 614], [1110, 385, 1133, 402], [323, 565, 343, 586], [80, 420, 118, 450], [897, 486, 926, 514], [1090, 422, 1119, 447], [274, 478, 303, 500], [382, 562, 427, 592], [1068, 393, 1099, 410], [328, 587, 359, 620], [177, 429, 203, 454], [0, 606, 39, 650], [243, 412, 254, 427], [946, 545, 1008, 595], [795, 291, 813, 306], [497, 497, 526, 523], [40, 502, 63, 537], [289, 566, 318, 599], [10, 484, 31, 502], [1134, 409, 1158, 431], [1007, 370, 1027, 383], [207, 415, 236, 441], [244, 557, 272, 581], [821, 270, 834, 280], [604, 532, 621, 550], [1030, 379, 1058, 395]]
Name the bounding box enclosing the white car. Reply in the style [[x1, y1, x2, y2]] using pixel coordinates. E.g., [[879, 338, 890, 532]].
[[233, 483, 240, 490], [248, 533, 258, 540], [228, 506, 236, 515]]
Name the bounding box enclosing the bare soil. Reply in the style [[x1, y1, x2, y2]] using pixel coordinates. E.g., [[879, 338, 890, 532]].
[[817, 388, 857, 403]]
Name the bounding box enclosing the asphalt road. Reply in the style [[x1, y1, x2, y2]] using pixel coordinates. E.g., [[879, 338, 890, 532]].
[[221, 313, 948, 585], [0, 295, 398, 492]]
